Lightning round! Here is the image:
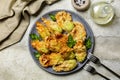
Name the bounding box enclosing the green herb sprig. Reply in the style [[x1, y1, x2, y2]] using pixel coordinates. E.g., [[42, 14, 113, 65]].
[[67, 34, 76, 48], [85, 37, 92, 50], [34, 52, 41, 59], [49, 14, 56, 21], [30, 33, 41, 40]]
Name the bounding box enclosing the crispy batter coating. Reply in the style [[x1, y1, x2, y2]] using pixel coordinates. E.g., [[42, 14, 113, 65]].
[[74, 40, 87, 62], [74, 40, 86, 53], [39, 53, 64, 67], [55, 11, 72, 24], [55, 11, 73, 31], [71, 21, 86, 41], [49, 53, 64, 66], [56, 34, 73, 58], [36, 22, 50, 40], [45, 34, 61, 52], [42, 18, 62, 34], [45, 34, 72, 56], [31, 40, 49, 54], [53, 60, 77, 72], [75, 52, 87, 62], [39, 54, 50, 67]]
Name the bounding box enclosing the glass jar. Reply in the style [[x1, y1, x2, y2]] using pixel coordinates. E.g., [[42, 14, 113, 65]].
[[90, 2, 114, 25]]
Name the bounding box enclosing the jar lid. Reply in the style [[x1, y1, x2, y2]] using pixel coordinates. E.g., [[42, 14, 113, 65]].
[[72, 0, 90, 11]]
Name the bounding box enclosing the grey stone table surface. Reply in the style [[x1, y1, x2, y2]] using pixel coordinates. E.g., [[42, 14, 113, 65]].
[[0, 0, 120, 80]]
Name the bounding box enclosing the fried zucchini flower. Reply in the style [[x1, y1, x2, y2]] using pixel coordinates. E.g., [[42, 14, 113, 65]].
[[31, 40, 49, 54], [74, 40, 87, 62], [42, 18, 62, 34], [39, 53, 64, 67], [53, 59, 77, 72], [71, 22, 86, 41], [36, 22, 50, 40], [55, 11, 74, 32]]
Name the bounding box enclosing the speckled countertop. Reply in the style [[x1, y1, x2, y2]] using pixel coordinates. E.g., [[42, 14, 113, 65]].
[[0, 0, 120, 80]]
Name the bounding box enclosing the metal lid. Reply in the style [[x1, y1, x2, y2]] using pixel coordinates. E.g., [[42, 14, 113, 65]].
[[72, 0, 90, 11]]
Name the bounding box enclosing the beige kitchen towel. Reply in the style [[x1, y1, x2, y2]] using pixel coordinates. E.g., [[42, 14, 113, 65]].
[[0, 0, 58, 50]]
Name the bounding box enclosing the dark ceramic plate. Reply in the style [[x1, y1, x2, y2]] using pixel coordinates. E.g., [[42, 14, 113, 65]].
[[29, 10, 95, 75]]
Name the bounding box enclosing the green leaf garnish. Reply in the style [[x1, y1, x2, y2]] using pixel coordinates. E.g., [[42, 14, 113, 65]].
[[34, 52, 41, 59], [49, 14, 56, 21], [67, 34, 76, 48], [30, 33, 41, 40], [85, 37, 92, 49]]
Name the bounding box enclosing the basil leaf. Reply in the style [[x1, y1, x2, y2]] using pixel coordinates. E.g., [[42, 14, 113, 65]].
[[49, 14, 56, 21], [67, 34, 76, 48], [30, 33, 40, 40], [85, 37, 92, 49], [34, 52, 41, 59]]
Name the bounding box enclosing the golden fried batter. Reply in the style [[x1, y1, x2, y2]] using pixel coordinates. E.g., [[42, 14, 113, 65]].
[[45, 34, 61, 52], [45, 34, 72, 55], [71, 21, 86, 41], [55, 11, 72, 24], [73, 40, 86, 53], [42, 18, 62, 34], [55, 11, 74, 32], [49, 53, 64, 66], [75, 52, 87, 62], [39, 53, 64, 67], [39, 54, 50, 67], [36, 22, 50, 40], [53, 60, 77, 72], [73, 40, 87, 62], [31, 40, 49, 54]]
